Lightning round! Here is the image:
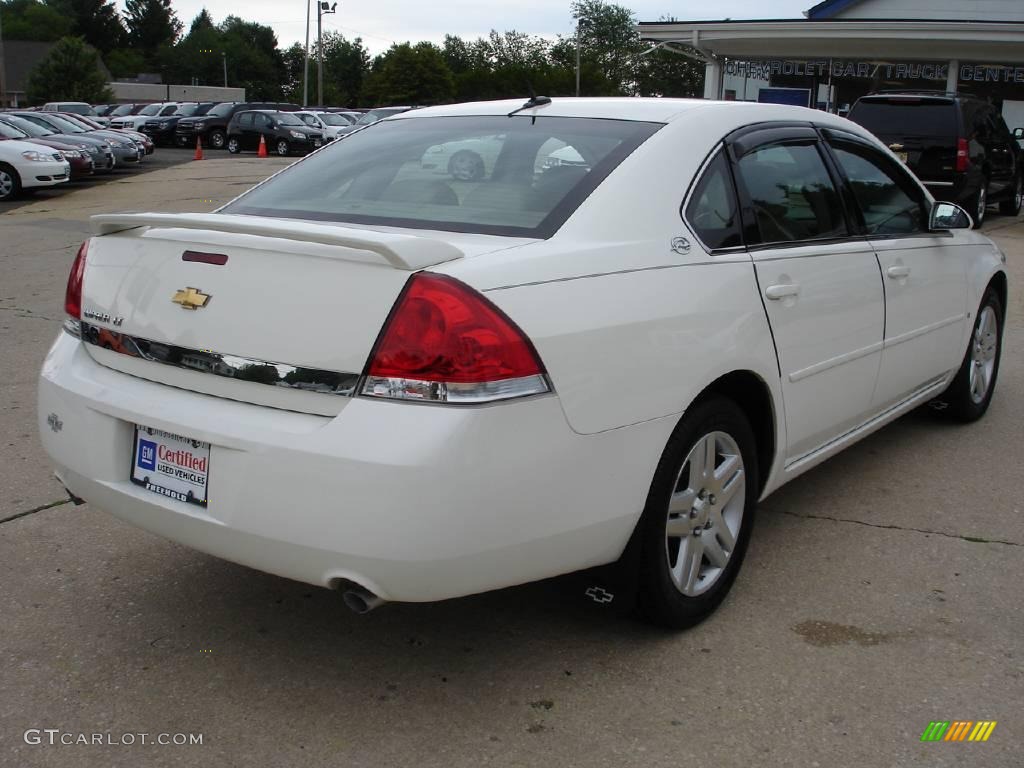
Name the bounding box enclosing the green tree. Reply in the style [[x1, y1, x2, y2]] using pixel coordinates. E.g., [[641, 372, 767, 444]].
[[636, 47, 703, 98], [105, 47, 146, 78], [362, 42, 454, 106], [26, 36, 114, 103], [219, 16, 286, 99], [309, 32, 369, 106], [124, 0, 182, 53], [0, 0, 72, 41], [569, 0, 644, 95], [46, 0, 126, 53]]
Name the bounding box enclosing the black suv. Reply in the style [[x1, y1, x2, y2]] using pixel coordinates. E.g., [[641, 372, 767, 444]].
[[226, 110, 324, 156], [848, 93, 1022, 227], [142, 102, 219, 146], [175, 102, 300, 150]]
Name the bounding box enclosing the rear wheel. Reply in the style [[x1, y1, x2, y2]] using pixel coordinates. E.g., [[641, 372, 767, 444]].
[[937, 288, 1003, 422], [207, 129, 226, 150], [636, 397, 758, 629], [970, 183, 988, 228], [276, 139, 290, 157], [998, 175, 1022, 217], [0, 163, 22, 201]]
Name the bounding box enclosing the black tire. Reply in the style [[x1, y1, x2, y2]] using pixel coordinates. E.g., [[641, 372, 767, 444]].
[[998, 175, 1022, 217], [448, 150, 485, 181], [227, 136, 241, 154], [276, 139, 290, 157], [636, 396, 759, 629], [0, 162, 22, 202], [970, 182, 988, 228], [937, 288, 1003, 422], [207, 129, 226, 150]]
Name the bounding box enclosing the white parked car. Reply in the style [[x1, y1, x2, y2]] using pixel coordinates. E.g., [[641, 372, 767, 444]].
[[0, 139, 71, 201], [293, 111, 355, 140], [109, 102, 179, 130], [38, 98, 1007, 627]]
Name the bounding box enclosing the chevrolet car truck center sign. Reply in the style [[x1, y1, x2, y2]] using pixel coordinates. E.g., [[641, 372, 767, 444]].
[[725, 60, 1024, 83]]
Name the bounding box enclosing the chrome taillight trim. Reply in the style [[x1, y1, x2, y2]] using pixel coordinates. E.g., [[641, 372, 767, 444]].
[[76, 321, 360, 396], [360, 374, 551, 404]]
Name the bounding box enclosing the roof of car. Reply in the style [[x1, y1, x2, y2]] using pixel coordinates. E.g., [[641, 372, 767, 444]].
[[395, 98, 743, 123]]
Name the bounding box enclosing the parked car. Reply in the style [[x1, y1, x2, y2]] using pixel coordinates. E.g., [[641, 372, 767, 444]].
[[333, 106, 413, 136], [10, 112, 142, 166], [292, 110, 352, 140], [40, 99, 1006, 629], [61, 113, 155, 155], [0, 137, 70, 200], [0, 119, 93, 179], [141, 102, 219, 146], [226, 110, 324, 155], [1, 114, 114, 174], [848, 92, 1023, 227], [41, 102, 98, 117], [109, 102, 180, 131], [175, 102, 300, 150]]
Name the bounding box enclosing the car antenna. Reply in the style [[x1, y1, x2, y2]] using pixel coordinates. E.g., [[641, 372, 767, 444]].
[[508, 85, 551, 122]]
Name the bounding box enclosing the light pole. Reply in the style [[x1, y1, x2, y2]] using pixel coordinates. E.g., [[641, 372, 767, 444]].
[[0, 8, 7, 108], [222, 52, 227, 88], [302, 0, 311, 107], [575, 19, 587, 97], [317, 1, 336, 107]]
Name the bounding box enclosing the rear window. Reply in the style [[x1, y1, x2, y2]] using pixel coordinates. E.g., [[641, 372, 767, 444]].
[[849, 99, 958, 138], [224, 115, 661, 238]]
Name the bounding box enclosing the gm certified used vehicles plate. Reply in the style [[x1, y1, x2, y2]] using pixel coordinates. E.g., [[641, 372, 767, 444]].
[[39, 98, 1008, 628]]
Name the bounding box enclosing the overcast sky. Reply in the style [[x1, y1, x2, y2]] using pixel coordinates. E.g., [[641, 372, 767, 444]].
[[139, 0, 812, 55]]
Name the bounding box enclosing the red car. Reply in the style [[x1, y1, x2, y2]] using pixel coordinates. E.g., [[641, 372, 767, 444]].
[[0, 119, 93, 180]]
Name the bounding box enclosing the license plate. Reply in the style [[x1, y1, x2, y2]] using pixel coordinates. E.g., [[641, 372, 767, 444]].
[[131, 425, 211, 507], [314, 139, 322, 147], [896, 151, 908, 164]]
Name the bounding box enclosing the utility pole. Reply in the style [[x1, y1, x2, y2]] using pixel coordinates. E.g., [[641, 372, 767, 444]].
[[0, 8, 7, 108], [575, 20, 582, 97], [222, 52, 228, 88], [317, 1, 336, 107], [302, 0, 311, 107]]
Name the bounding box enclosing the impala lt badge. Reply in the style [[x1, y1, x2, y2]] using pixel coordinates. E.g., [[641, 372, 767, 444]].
[[172, 287, 211, 310]]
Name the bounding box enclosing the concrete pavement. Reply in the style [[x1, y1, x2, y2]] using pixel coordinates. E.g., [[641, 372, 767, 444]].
[[1, 157, 1021, 767]]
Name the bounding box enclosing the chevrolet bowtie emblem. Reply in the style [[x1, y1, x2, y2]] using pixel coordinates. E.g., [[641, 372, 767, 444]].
[[172, 287, 211, 310]]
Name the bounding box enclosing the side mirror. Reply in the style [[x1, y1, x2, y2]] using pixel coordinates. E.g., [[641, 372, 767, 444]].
[[929, 201, 972, 231]]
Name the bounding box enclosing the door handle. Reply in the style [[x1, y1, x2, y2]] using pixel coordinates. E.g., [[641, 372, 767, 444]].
[[764, 283, 800, 300], [887, 265, 911, 279]]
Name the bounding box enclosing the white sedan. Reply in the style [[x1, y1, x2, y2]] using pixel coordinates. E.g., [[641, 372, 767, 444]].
[[0, 139, 71, 200], [38, 98, 1006, 628]]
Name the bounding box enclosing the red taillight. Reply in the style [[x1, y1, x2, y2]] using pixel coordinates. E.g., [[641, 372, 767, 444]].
[[65, 240, 88, 319], [956, 137, 970, 173], [362, 273, 549, 403]]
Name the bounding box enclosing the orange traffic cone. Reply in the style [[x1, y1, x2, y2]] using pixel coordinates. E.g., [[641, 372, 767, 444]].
[[193, 136, 204, 161], [257, 134, 268, 158]]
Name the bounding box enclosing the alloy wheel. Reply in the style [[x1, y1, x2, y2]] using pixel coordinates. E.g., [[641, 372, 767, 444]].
[[665, 431, 746, 597], [969, 306, 998, 404], [0, 170, 13, 199], [277, 140, 289, 156]]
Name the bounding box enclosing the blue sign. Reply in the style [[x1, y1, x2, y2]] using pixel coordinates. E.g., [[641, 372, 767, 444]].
[[137, 439, 157, 471], [758, 88, 811, 108]]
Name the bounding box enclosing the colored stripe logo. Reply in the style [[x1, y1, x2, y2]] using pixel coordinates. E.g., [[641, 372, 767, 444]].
[[921, 721, 996, 742]]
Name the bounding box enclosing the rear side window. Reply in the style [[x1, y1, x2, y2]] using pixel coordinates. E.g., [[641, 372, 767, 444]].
[[684, 151, 741, 250], [224, 115, 662, 238], [734, 143, 848, 244], [238, 113, 254, 128], [849, 100, 958, 139], [829, 140, 927, 235]]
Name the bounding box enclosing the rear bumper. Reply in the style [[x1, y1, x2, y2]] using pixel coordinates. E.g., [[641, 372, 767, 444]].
[[38, 332, 666, 602]]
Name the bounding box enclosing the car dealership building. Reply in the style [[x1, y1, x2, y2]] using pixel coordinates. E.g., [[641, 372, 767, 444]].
[[638, 0, 1024, 130]]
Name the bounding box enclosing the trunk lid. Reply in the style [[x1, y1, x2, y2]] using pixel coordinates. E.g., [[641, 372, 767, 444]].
[[81, 213, 529, 415]]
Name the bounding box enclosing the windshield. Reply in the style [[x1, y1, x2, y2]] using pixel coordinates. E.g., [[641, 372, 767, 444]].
[[3, 116, 50, 136], [61, 104, 96, 116], [225, 115, 661, 238], [321, 113, 352, 125], [44, 115, 85, 133], [138, 104, 163, 116], [0, 122, 29, 139], [207, 103, 236, 117], [275, 113, 305, 127], [356, 108, 403, 126], [849, 100, 958, 138], [174, 104, 199, 116], [110, 105, 134, 116]]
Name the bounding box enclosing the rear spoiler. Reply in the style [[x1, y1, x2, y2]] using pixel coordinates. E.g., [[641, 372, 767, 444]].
[[90, 212, 463, 271]]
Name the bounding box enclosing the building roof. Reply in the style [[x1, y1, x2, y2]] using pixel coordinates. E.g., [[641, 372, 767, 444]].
[[2, 40, 56, 93]]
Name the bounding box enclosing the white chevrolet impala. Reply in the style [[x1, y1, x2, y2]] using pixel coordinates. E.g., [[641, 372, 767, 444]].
[[38, 98, 1007, 628]]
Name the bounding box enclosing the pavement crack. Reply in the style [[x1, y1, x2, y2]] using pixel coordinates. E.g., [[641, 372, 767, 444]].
[[768, 508, 1021, 547], [0, 306, 59, 321], [0, 498, 71, 525]]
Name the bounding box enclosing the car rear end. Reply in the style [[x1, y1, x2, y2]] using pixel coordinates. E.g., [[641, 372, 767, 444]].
[[38, 108, 668, 603], [848, 94, 978, 207]]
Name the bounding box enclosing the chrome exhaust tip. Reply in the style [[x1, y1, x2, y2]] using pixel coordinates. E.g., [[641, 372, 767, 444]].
[[341, 586, 386, 614]]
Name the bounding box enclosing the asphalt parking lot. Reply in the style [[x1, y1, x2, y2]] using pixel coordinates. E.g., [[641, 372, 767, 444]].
[[1, 155, 1021, 767]]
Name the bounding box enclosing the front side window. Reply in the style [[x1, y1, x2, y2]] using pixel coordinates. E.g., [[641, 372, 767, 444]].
[[684, 151, 741, 250], [0, 122, 27, 139], [238, 113, 254, 128], [224, 115, 661, 238], [254, 114, 272, 128], [829, 141, 927, 236], [735, 142, 847, 244]]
